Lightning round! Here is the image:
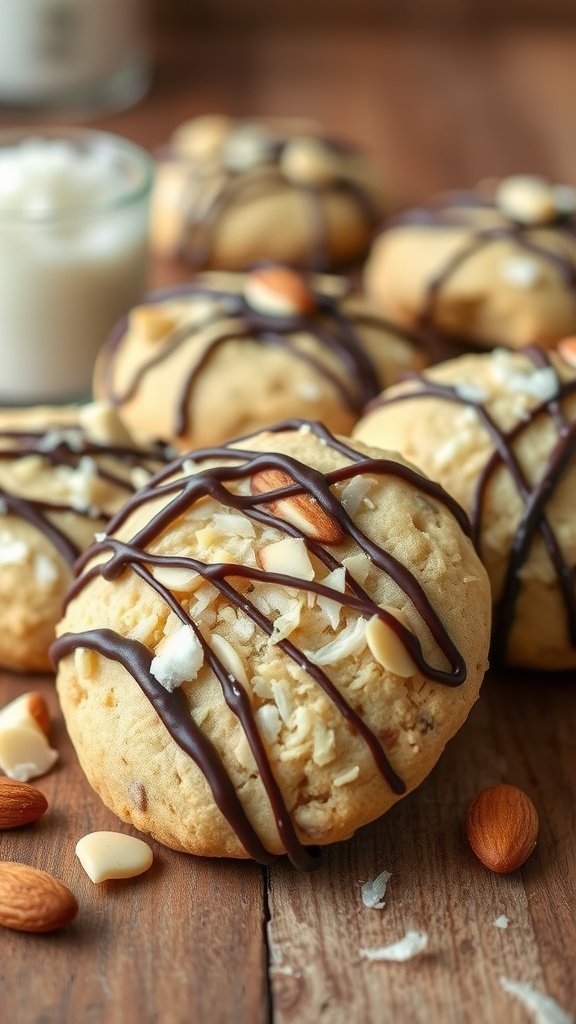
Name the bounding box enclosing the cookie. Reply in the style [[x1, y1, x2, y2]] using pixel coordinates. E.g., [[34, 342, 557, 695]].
[[365, 175, 576, 352], [52, 422, 490, 865], [151, 115, 384, 271], [354, 343, 576, 669], [94, 267, 429, 450], [0, 402, 170, 672]]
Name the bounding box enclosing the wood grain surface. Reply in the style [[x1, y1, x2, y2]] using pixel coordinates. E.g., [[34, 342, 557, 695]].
[[1, 25, 576, 1024]]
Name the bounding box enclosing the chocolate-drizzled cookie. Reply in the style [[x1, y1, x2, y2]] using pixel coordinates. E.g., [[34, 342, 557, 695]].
[[355, 342, 576, 669], [94, 267, 429, 451], [52, 422, 490, 866], [150, 115, 385, 271], [365, 175, 576, 352], [0, 402, 171, 671]]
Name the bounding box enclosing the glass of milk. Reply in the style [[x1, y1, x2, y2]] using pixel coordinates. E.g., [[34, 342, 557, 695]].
[[0, 127, 153, 402]]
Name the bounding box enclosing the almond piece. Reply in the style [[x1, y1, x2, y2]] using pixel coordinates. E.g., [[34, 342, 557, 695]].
[[0, 691, 51, 739], [0, 778, 48, 830], [251, 468, 344, 545], [557, 336, 576, 368], [466, 784, 539, 873], [0, 724, 58, 782], [0, 862, 78, 932], [243, 267, 316, 319], [496, 175, 557, 225], [76, 831, 153, 884]]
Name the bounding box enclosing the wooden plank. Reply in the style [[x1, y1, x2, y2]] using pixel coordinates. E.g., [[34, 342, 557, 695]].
[[266, 674, 576, 1023], [0, 675, 268, 1024]]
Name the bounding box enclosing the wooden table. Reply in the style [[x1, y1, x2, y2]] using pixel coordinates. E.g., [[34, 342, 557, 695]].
[[1, 26, 576, 1024]]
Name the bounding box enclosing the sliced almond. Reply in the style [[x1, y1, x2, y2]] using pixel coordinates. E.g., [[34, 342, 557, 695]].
[[76, 831, 153, 883], [0, 778, 48, 830], [211, 634, 249, 687], [0, 862, 78, 933], [280, 137, 340, 186], [259, 536, 315, 581], [0, 692, 51, 739], [251, 468, 344, 545], [129, 305, 177, 344], [365, 610, 416, 677], [243, 266, 316, 319], [496, 175, 557, 225], [0, 725, 58, 782], [150, 564, 203, 593]]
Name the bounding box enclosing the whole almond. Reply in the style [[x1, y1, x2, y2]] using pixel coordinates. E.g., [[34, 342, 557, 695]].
[[466, 784, 539, 873], [0, 862, 78, 932], [251, 467, 344, 545], [0, 778, 48, 830], [243, 266, 316, 319]]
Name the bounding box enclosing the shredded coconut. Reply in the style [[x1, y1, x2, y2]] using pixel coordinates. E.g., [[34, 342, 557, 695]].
[[360, 930, 428, 962], [333, 765, 360, 787], [499, 977, 573, 1024], [361, 870, 392, 909], [0, 534, 28, 565], [500, 257, 542, 289], [306, 617, 367, 666], [34, 553, 59, 586], [493, 915, 509, 929], [150, 625, 204, 692], [454, 380, 487, 403]]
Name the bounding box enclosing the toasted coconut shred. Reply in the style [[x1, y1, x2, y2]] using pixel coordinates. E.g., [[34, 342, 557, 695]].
[[360, 930, 428, 962], [499, 977, 573, 1024]]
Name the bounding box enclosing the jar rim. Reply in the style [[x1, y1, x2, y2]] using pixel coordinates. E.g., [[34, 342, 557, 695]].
[[0, 126, 154, 223]]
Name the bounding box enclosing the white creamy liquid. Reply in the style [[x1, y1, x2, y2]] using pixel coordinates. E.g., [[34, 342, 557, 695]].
[[0, 135, 150, 401]]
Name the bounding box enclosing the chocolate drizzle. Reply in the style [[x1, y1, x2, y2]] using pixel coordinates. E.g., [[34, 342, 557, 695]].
[[0, 425, 171, 563], [390, 192, 576, 344], [97, 278, 427, 443], [51, 420, 471, 868], [368, 349, 576, 663]]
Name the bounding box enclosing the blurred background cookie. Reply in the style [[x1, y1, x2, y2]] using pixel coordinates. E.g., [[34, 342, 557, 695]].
[[94, 266, 429, 449], [0, 402, 170, 672], [151, 115, 385, 271], [354, 342, 576, 669], [365, 175, 576, 353], [53, 422, 490, 863]]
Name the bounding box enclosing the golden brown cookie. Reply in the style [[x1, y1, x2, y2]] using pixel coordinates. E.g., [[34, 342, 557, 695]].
[[365, 175, 576, 352], [151, 115, 384, 271], [354, 343, 576, 669], [53, 422, 490, 865], [94, 267, 429, 450], [0, 402, 170, 672]]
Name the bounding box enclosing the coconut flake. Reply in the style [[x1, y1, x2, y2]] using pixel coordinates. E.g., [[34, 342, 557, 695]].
[[34, 553, 59, 586], [212, 513, 255, 538], [493, 914, 509, 929], [499, 977, 573, 1024], [255, 704, 282, 743], [360, 930, 428, 962], [150, 625, 204, 692], [454, 381, 487, 403], [500, 257, 542, 289], [306, 616, 368, 666], [341, 475, 375, 517], [361, 870, 392, 909], [333, 765, 360, 787], [0, 534, 28, 565], [316, 567, 346, 629]]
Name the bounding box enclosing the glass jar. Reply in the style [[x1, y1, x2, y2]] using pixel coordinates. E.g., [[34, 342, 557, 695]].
[[0, 126, 153, 403], [0, 0, 151, 116]]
